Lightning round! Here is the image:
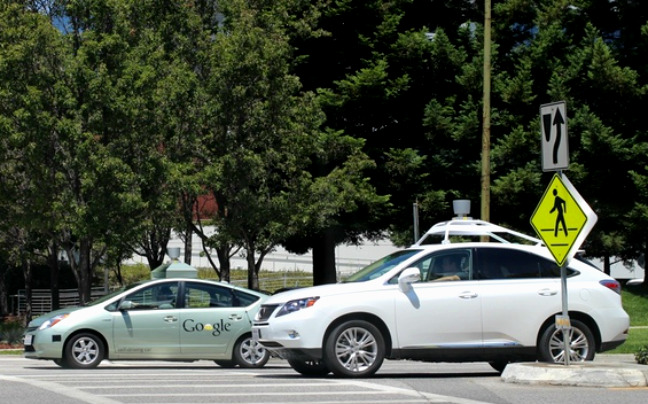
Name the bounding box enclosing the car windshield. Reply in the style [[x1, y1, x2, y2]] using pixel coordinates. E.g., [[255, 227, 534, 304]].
[[85, 281, 145, 306], [342, 249, 421, 283]]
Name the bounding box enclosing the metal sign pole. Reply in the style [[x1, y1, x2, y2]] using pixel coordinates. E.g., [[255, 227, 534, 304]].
[[560, 263, 570, 366], [557, 170, 570, 366]]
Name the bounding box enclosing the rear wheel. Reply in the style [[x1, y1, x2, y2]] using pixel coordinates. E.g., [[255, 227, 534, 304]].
[[323, 319, 385, 378], [64, 333, 105, 369], [538, 319, 595, 363], [287, 358, 330, 376], [233, 335, 270, 368]]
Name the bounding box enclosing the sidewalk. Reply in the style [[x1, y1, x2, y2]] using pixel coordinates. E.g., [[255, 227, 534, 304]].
[[502, 354, 648, 387]]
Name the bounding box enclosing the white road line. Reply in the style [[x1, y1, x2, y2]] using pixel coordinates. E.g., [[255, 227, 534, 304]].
[[79, 382, 340, 389], [344, 379, 496, 404], [133, 401, 428, 404], [3, 358, 498, 404], [0, 375, 122, 404]]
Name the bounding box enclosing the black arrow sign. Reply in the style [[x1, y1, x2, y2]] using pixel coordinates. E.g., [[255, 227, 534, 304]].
[[552, 108, 565, 164]]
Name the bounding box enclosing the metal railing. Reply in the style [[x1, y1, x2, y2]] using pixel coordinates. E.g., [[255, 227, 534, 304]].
[[11, 274, 315, 316], [14, 288, 108, 317]]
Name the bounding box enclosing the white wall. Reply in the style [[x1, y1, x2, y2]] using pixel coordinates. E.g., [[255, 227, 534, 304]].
[[125, 227, 644, 281], [125, 227, 398, 275]]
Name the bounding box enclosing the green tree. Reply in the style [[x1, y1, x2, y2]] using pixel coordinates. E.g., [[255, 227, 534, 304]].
[[45, 0, 163, 301], [196, 0, 367, 289], [288, 0, 482, 285], [491, 2, 647, 282], [0, 0, 73, 316]]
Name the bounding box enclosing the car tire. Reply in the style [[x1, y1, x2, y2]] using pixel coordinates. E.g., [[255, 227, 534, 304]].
[[53, 358, 70, 368], [63, 333, 105, 369], [538, 319, 595, 363], [489, 360, 508, 373], [287, 358, 330, 376], [233, 334, 270, 368], [214, 360, 236, 368], [323, 319, 385, 378]]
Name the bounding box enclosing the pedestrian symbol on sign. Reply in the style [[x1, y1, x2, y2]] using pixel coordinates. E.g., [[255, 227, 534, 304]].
[[550, 189, 568, 237]]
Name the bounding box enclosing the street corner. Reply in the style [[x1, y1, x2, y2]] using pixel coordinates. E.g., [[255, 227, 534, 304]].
[[501, 360, 648, 388]]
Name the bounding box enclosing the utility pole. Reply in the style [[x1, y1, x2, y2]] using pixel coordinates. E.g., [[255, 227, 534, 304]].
[[481, 0, 492, 223]]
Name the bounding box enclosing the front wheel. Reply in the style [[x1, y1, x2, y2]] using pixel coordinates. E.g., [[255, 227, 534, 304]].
[[233, 335, 270, 368], [53, 358, 69, 368], [538, 319, 595, 364], [64, 333, 105, 369], [324, 319, 385, 378]]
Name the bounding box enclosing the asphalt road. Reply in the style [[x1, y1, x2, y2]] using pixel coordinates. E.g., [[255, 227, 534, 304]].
[[1, 355, 647, 404]]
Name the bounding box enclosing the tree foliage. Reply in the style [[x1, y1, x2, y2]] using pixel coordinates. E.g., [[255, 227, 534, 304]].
[[2, 0, 648, 314]]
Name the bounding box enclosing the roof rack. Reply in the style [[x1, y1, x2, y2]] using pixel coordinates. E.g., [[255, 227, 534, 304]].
[[414, 217, 542, 246]]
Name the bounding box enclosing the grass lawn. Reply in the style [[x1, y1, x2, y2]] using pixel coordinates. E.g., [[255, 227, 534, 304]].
[[610, 327, 648, 354], [609, 286, 648, 354], [0, 349, 22, 355]]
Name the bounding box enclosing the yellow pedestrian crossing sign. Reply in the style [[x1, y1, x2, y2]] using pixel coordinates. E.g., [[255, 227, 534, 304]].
[[530, 173, 597, 266]]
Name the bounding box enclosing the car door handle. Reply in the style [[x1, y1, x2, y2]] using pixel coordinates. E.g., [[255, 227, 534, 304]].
[[229, 314, 243, 320], [163, 316, 178, 323], [538, 289, 558, 296], [459, 291, 478, 299]]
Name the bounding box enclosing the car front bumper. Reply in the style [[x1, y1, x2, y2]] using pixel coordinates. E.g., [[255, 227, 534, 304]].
[[23, 331, 64, 359]]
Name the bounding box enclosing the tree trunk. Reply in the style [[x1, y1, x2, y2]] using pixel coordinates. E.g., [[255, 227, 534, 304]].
[[0, 267, 7, 317], [77, 239, 93, 304], [48, 245, 60, 311], [246, 250, 258, 290], [22, 257, 32, 323], [643, 244, 648, 290], [184, 226, 193, 265], [312, 230, 337, 285], [217, 247, 231, 282], [603, 255, 611, 276]]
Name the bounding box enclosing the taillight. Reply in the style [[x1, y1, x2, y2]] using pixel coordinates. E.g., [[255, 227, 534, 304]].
[[600, 279, 621, 295]]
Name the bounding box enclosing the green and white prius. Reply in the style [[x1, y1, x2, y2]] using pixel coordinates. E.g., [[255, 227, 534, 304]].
[[23, 278, 270, 369]]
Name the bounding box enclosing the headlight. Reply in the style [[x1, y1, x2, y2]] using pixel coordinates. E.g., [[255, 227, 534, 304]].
[[38, 314, 70, 330], [276, 297, 319, 317]]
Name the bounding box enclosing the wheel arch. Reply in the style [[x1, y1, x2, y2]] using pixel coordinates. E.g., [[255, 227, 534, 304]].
[[322, 312, 392, 357], [536, 311, 601, 352]]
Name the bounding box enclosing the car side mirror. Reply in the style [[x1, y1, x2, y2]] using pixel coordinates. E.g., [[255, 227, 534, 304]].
[[398, 267, 421, 292], [118, 300, 136, 310]]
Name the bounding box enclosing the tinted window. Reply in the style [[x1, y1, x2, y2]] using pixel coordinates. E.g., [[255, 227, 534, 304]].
[[184, 282, 260, 308], [185, 282, 235, 308], [233, 290, 261, 307], [477, 248, 562, 280], [412, 249, 473, 282], [119, 282, 179, 310]]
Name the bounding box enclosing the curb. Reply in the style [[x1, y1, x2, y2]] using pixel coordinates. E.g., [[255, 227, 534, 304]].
[[502, 361, 648, 387]]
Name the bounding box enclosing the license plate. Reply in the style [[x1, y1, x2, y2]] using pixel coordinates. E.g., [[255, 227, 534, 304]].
[[24, 334, 33, 346], [252, 328, 261, 341]]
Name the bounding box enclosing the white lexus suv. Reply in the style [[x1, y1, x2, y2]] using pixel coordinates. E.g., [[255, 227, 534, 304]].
[[252, 218, 629, 377]]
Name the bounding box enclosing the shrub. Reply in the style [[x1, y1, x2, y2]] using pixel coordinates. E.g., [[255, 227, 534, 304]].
[[0, 320, 25, 345], [635, 346, 648, 365]]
